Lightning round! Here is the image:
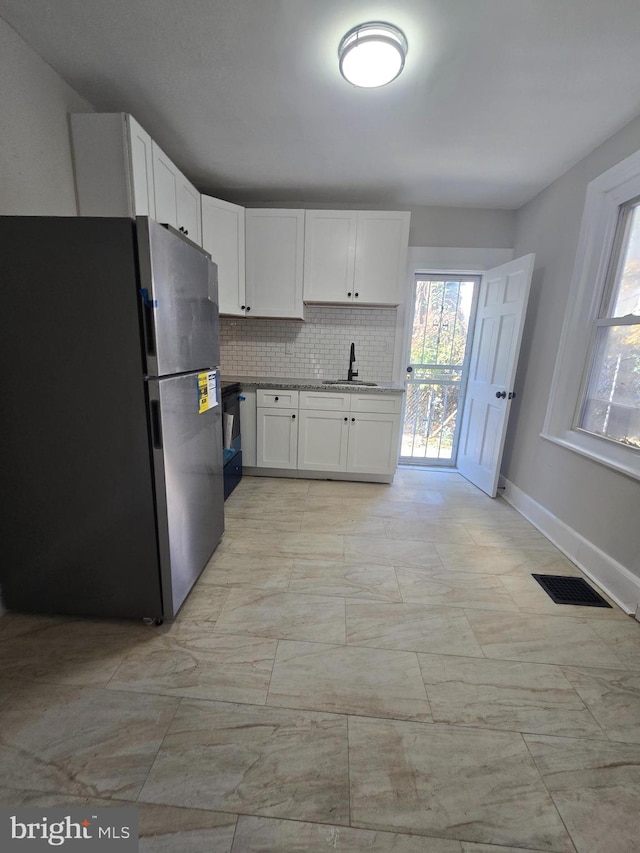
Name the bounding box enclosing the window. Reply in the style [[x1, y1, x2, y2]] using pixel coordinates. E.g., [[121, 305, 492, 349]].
[[543, 148, 640, 479], [576, 198, 640, 448]]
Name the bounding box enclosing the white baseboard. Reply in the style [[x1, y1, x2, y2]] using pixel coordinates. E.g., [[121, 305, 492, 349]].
[[502, 478, 640, 615], [243, 467, 394, 484]]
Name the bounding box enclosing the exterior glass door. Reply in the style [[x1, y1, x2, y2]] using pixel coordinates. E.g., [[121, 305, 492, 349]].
[[401, 274, 479, 465]]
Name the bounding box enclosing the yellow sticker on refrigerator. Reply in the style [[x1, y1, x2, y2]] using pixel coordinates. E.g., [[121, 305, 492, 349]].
[[197, 371, 218, 414]]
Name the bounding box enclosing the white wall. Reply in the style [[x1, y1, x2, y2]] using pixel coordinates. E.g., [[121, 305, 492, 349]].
[[407, 206, 514, 249], [0, 17, 93, 215], [502, 112, 640, 596]]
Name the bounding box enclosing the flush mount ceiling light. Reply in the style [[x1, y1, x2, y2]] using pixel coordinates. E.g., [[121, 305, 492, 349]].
[[338, 21, 408, 88]]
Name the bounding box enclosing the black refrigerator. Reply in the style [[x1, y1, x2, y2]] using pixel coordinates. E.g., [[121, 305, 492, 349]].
[[0, 216, 225, 622]]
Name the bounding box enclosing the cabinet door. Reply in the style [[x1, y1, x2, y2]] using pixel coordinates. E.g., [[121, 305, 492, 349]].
[[202, 196, 246, 316], [353, 211, 410, 305], [303, 211, 357, 303], [177, 175, 202, 245], [127, 115, 156, 217], [257, 407, 298, 469], [346, 412, 401, 476], [298, 410, 349, 471], [152, 143, 179, 229], [245, 210, 304, 318]]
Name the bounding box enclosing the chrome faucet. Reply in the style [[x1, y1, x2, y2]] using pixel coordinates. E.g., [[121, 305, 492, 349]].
[[347, 342, 358, 382]]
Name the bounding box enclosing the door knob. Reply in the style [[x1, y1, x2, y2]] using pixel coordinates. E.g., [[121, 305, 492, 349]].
[[508, 391, 517, 399], [495, 391, 506, 399], [406, 366, 413, 373]]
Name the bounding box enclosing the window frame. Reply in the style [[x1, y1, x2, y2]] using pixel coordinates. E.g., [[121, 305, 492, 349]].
[[542, 148, 640, 480]]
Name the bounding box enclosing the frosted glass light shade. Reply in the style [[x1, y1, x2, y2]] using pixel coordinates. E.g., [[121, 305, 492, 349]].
[[339, 22, 408, 88]]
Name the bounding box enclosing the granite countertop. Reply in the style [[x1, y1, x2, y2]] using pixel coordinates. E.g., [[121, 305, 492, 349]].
[[222, 375, 405, 393]]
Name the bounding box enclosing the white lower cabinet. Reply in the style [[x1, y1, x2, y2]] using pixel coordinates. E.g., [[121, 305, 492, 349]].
[[239, 388, 257, 467], [256, 388, 299, 469], [296, 391, 402, 479], [256, 407, 298, 469], [346, 412, 400, 476], [298, 409, 349, 471], [252, 388, 402, 479]]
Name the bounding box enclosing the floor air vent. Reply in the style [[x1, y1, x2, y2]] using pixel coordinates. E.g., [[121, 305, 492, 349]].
[[531, 574, 611, 608]]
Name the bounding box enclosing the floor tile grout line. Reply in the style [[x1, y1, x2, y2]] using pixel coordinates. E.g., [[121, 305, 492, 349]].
[[228, 813, 240, 853], [195, 578, 628, 621], [134, 694, 184, 804], [412, 650, 434, 719], [519, 732, 581, 853], [253, 696, 622, 742], [346, 715, 352, 827], [264, 638, 280, 704], [11, 673, 627, 743], [460, 604, 633, 628]]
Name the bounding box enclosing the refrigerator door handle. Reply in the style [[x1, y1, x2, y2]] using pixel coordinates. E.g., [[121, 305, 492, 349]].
[[140, 289, 157, 357], [150, 400, 163, 449]]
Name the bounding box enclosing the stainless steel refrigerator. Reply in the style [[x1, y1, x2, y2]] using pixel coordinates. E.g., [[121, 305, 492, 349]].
[[0, 216, 224, 622]]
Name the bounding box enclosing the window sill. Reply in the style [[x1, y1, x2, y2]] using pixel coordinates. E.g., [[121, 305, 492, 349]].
[[540, 429, 640, 482]]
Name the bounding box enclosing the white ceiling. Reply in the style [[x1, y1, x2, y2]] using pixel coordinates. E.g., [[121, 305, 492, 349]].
[[3, 0, 640, 210]]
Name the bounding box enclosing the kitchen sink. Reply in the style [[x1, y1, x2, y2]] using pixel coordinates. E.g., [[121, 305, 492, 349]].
[[323, 379, 378, 386]]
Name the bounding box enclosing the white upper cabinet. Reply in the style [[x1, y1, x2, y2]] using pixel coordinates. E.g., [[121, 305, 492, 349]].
[[152, 144, 178, 226], [71, 113, 202, 245], [245, 210, 305, 319], [303, 211, 357, 303], [177, 176, 202, 245], [303, 210, 410, 306], [152, 142, 202, 245], [128, 117, 156, 217], [353, 212, 410, 305], [201, 196, 246, 316], [71, 113, 156, 218]]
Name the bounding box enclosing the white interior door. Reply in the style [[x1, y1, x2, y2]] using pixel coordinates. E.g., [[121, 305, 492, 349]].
[[457, 254, 535, 496]]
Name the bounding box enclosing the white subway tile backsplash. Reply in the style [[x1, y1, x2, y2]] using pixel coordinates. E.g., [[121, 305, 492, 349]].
[[220, 306, 396, 381]]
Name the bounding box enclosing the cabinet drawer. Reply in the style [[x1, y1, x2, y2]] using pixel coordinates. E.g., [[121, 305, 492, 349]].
[[299, 391, 350, 412], [349, 393, 403, 414], [257, 389, 299, 408]]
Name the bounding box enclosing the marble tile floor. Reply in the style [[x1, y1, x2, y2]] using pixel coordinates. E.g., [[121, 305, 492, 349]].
[[1, 469, 640, 852]]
